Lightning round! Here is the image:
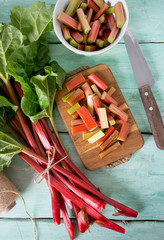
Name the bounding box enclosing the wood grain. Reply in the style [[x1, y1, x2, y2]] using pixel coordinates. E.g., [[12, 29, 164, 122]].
[[139, 85, 164, 149], [56, 64, 144, 170]]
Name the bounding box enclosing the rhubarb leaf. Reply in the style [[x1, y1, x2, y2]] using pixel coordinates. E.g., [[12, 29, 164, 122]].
[[10, 1, 54, 44], [0, 131, 23, 171], [0, 96, 18, 112], [0, 24, 23, 82]]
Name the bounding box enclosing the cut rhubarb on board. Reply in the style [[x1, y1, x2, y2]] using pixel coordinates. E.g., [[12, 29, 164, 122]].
[[82, 130, 100, 140], [66, 88, 84, 105], [107, 113, 116, 125], [77, 105, 98, 131], [88, 130, 105, 143], [66, 73, 86, 91], [62, 90, 75, 102], [87, 20, 101, 44], [117, 121, 131, 141], [88, 73, 108, 91], [65, 0, 82, 17], [57, 12, 79, 30], [99, 130, 119, 150], [71, 124, 88, 135], [96, 126, 115, 145], [72, 111, 79, 119], [81, 82, 93, 97], [67, 102, 81, 115], [87, 94, 95, 116], [92, 95, 102, 117], [101, 91, 118, 106], [99, 141, 120, 158], [71, 119, 84, 126], [91, 84, 102, 98], [114, 2, 125, 28], [108, 86, 116, 96], [109, 103, 128, 122], [93, 3, 109, 20], [97, 108, 109, 129], [119, 102, 129, 112], [77, 8, 91, 34]]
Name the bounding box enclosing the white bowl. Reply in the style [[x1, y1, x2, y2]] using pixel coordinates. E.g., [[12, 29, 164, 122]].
[[53, 0, 129, 56]]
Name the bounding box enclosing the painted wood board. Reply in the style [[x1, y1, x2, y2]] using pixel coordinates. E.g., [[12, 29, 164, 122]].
[[56, 64, 143, 170], [0, 219, 164, 240]]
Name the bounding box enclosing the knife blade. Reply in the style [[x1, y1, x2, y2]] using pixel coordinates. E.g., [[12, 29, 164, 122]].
[[124, 27, 164, 150]]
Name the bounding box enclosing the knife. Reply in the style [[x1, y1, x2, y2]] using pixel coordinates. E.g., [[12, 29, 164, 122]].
[[124, 27, 164, 150]]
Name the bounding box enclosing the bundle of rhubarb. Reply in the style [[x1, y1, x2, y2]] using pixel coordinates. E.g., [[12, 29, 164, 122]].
[[63, 72, 131, 159], [0, 1, 137, 239], [57, 0, 125, 51]]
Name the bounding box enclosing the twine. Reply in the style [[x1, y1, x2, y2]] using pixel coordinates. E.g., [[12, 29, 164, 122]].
[[34, 146, 68, 187], [0, 190, 36, 240]]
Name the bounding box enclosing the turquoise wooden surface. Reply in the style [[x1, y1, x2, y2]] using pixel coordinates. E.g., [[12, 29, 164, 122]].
[[0, 0, 164, 240]]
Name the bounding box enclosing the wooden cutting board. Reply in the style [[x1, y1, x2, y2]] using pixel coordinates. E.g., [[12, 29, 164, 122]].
[[55, 64, 144, 170]]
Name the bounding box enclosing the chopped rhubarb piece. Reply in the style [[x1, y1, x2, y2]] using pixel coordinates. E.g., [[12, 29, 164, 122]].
[[96, 126, 115, 145], [99, 130, 119, 150], [97, 108, 109, 129], [82, 33, 88, 44], [106, 7, 114, 14], [101, 91, 118, 106], [57, 12, 79, 30], [103, 38, 110, 47], [93, 0, 104, 8], [65, 0, 82, 17], [115, 119, 123, 125], [99, 141, 120, 158], [107, 113, 116, 125], [117, 121, 131, 141], [66, 73, 86, 91], [80, 2, 88, 12], [88, 73, 108, 91], [98, 25, 106, 37], [87, 0, 99, 12], [66, 88, 84, 105], [93, 3, 109, 20], [69, 37, 78, 48], [84, 45, 98, 51], [77, 43, 85, 50], [62, 25, 71, 41], [114, 2, 125, 28], [87, 20, 101, 44], [67, 102, 81, 115], [86, 8, 93, 23], [77, 22, 83, 32], [71, 124, 88, 134], [62, 90, 75, 102], [87, 94, 95, 116], [95, 38, 104, 48], [71, 119, 84, 126], [119, 102, 129, 112], [71, 30, 84, 43], [92, 95, 102, 117], [81, 82, 93, 97], [77, 105, 98, 131], [72, 111, 79, 119], [88, 130, 105, 143], [82, 130, 99, 140], [107, 14, 116, 30], [108, 86, 116, 96], [77, 8, 91, 34], [109, 103, 128, 121], [98, 14, 106, 24], [107, 26, 119, 43]]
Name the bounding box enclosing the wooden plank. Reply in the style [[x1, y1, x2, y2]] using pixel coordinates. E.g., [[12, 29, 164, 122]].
[[0, 219, 164, 240], [0, 0, 164, 43], [56, 64, 144, 170], [3, 134, 164, 220]]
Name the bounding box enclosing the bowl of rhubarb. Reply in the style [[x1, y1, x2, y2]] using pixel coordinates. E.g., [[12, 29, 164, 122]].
[[53, 0, 129, 55]]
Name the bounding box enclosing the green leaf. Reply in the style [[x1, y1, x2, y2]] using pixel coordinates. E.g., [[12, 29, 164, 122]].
[[10, 1, 55, 44], [0, 96, 18, 112], [47, 61, 66, 90], [0, 108, 6, 127], [0, 131, 22, 171], [0, 24, 23, 81]]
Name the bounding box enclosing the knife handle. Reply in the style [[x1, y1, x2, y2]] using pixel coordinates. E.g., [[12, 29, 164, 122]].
[[139, 85, 164, 150]]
